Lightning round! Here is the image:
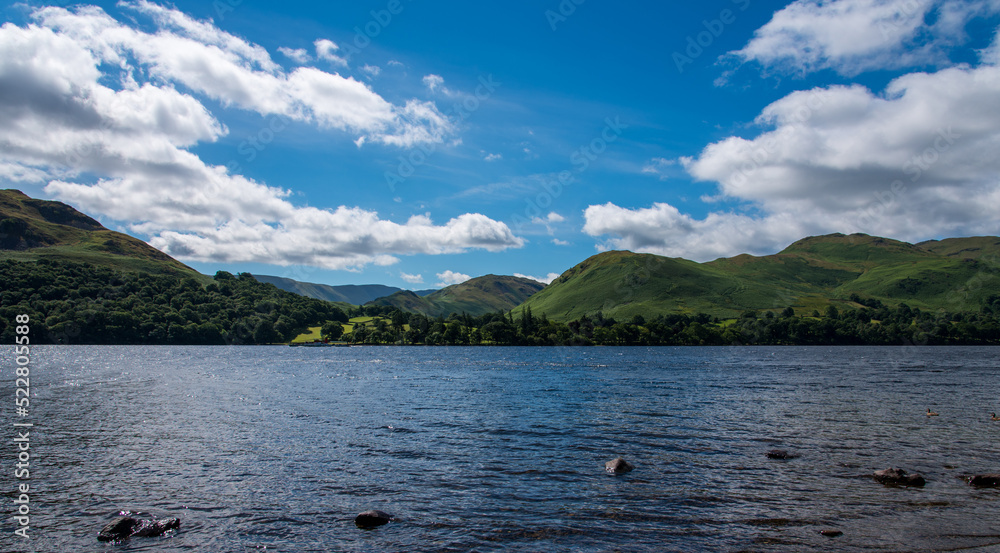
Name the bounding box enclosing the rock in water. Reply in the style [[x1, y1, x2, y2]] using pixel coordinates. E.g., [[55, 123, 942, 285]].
[[766, 450, 798, 460], [132, 518, 181, 537], [355, 510, 393, 529], [97, 515, 179, 541], [98, 517, 140, 542], [967, 474, 1000, 488], [873, 468, 926, 487], [605, 457, 634, 474]]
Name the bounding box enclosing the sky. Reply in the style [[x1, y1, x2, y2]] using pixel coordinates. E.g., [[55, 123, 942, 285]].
[[2, 0, 1000, 289]]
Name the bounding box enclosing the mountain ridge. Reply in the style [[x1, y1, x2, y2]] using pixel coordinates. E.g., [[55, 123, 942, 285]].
[[3, 190, 997, 320]]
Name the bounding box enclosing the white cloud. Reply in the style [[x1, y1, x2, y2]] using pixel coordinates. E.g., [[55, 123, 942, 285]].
[[278, 47, 310, 64], [314, 38, 347, 67], [400, 272, 424, 284], [641, 157, 676, 180], [552, 238, 570, 246], [422, 74, 444, 91], [515, 272, 560, 285], [0, 4, 521, 271], [531, 212, 566, 235], [436, 270, 471, 287], [585, 47, 1000, 261], [360, 64, 381, 78], [32, 4, 453, 147], [731, 0, 1000, 75], [483, 152, 502, 162]]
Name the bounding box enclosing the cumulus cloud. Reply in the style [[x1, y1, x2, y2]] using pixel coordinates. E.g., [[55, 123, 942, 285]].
[[314, 39, 347, 67], [436, 270, 471, 287], [483, 152, 502, 162], [0, 3, 521, 270], [585, 44, 1000, 261], [279, 46, 310, 64], [731, 0, 1000, 75], [400, 272, 424, 284], [360, 64, 381, 78], [514, 272, 560, 285]]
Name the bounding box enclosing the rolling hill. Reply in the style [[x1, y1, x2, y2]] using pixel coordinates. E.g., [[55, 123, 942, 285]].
[[0, 189, 205, 280], [369, 275, 546, 317], [251, 274, 433, 305], [519, 233, 1000, 321], [4, 190, 996, 323]]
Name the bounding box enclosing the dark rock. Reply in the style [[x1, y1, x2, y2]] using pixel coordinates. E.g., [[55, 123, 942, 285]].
[[605, 457, 634, 474], [98, 517, 140, 542], [97, 516, 179, 542], [132, 518, 180, 537], [967, 474, 1000, 488], [355, 510, 393, 529], [820, 530, 844, 537], [97, 516, 181, 541], [873, 468, 926, 487], [766, 450, 798, 460]]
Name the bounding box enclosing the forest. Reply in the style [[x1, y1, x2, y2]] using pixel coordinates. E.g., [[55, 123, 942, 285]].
[[0, 259, 347, 345]]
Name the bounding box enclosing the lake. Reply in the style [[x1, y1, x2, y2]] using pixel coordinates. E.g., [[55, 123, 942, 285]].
[[2, 346, 999, 552]]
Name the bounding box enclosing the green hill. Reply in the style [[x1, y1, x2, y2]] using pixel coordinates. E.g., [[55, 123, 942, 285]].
[[916, 236, 1000, 260], [370, 275, 545, 317], [519, 233, 1000, 321], [0, 189, 205, 280]]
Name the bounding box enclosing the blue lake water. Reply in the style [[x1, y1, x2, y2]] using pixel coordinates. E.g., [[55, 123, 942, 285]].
[[2, 346, 999, 552]]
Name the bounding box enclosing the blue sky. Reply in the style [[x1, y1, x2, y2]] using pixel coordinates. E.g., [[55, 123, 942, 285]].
[[2, 0, 1000, 289]]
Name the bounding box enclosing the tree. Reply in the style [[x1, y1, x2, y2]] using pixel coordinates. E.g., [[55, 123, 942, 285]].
[[322, 321, 344, 341]]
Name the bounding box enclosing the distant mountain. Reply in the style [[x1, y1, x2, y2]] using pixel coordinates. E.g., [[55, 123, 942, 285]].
[[369, 275, 546, 317], [519, 233, 1000, 321], [0, 189, 203, 279], [251, 275, 392, 305]]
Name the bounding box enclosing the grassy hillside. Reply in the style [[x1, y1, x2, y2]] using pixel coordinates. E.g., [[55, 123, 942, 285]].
[[917, 236, 1000, 260], [520, 233, 1000, 321], [370, 275, 545, 317], [0, 189, 206, 281]]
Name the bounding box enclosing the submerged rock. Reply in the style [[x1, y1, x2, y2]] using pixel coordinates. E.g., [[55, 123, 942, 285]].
[[605, 457, 634, 474], [766, 450, 798, 460], [355, 510, 393, 529], [820, 529, 844, 538], [967, 474, 1000, 488], [98, 516, 179, 542], [873, 468, 926, 487]]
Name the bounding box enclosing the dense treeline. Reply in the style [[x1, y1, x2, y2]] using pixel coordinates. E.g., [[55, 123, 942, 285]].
[[343, 298, 1000, 346], [2, 259, 998, 346], [0, 260, 347, 344]]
